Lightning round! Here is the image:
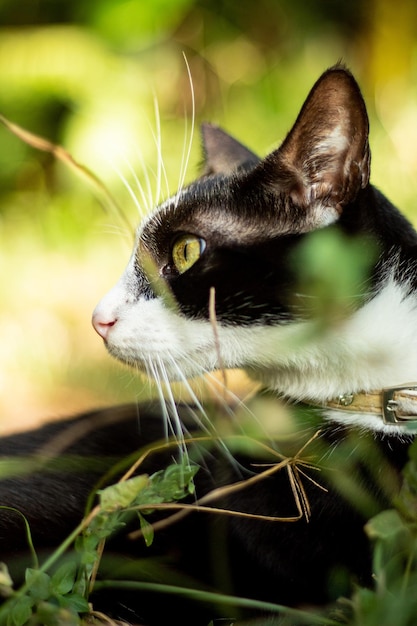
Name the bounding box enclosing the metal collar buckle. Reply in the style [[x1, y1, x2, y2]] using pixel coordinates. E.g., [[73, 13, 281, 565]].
[[382, 385, 417, 426]]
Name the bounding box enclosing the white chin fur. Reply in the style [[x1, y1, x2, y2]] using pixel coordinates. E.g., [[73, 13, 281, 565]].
[[106, 309, 219, 380]]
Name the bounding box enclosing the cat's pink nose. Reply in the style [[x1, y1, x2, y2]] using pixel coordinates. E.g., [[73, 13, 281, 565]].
[[92, 311, 117, 340]]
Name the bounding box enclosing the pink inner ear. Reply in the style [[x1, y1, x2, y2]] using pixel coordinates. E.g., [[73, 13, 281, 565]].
[[259, 67, 371, 213]]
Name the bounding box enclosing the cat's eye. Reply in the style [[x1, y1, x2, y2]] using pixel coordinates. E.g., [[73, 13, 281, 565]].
[[171, 234, 206, 274]]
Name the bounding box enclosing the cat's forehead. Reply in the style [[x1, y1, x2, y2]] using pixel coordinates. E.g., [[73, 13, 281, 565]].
[[139, 176, 262, 246], [138, 173, 312, 250]]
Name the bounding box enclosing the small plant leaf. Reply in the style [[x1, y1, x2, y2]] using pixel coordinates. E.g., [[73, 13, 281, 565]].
[[365, 509, 412, 545], [25, 568, 51, 601], [138, 512, 154, 547], [60, 592, 89, 613], [99, 474, 149, 511], [50, 562, 77, 596], [7, 596, 33, 626]]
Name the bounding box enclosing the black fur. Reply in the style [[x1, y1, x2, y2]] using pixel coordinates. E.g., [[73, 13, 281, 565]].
[[0, 403, 408, 625]]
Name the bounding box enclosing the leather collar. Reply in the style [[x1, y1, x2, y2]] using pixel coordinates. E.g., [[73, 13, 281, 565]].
[[312, 384, 417, 427]]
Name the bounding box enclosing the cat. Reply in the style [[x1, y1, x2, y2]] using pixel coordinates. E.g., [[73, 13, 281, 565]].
[[1, 65, 417, 626]]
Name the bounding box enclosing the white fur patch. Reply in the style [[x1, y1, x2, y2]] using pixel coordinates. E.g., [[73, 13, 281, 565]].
[[322, 409, 417, 437], [316, 124, 349, 155], [94, 264, 417, 436]]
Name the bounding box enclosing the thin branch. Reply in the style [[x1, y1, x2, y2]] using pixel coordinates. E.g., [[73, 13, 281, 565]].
[[0, 113, 132, 234]]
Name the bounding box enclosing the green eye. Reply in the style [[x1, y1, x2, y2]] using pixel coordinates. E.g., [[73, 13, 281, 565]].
[[171, 234, 205, 274]]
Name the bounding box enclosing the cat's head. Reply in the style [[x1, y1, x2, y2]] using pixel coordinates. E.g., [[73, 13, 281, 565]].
[[92, 66, 372, 388]]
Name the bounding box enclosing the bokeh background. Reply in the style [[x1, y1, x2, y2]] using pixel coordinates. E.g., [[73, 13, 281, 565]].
[[0, 0, 417, 432]]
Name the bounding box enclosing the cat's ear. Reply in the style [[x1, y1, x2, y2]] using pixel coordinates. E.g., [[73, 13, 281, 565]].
[[261, 67, 370, 222], [201, 123, 259, 175]]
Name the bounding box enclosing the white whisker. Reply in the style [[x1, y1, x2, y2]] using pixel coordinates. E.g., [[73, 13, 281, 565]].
[[99, 222, 132, 241], [147, 357, 171, 442], [114, 162, 148, 219], [169, 360, 216, 435], [175, 54, 196, 208], [156, 356, 189, 463], [169, 359, 249, 475], [132, 146, 157, 215], [150, 95, 171, 205]]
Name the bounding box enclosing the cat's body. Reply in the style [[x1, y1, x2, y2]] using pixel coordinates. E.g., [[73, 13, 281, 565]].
[[0, 403, 406, 625], [1, 66, 417, 625]]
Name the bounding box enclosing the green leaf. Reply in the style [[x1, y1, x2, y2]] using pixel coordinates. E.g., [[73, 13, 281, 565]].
[[292, 228, 377, 326], [147, 462, 198, 503], [25, 568, 51, 601], [50, 562, 77, 596], [34, 601, 80, 626], [396, 439, 417, 522], [365, 509, 412, 545], [138, 512, 154, 547], [352, 586, 379, 620], [98, 474, 149, 511], [60, 592, 89, 614], [7, 596, 33, 626]]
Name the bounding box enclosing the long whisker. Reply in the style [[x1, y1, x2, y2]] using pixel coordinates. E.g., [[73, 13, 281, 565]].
[[204, 372, 263, 426], [175, 355, 238, 428], [169, 359, 251, 476], [132, 145, 157, 215], [202, 372, 244, 417], [150, 95, 171, 206], [168, 360, 218, 435], [99, 222, 132, 240], [147, 357, 172, 442], [156, 356, 189, 462], [114, 162, 148, 220], [175, 54, 195, 208]]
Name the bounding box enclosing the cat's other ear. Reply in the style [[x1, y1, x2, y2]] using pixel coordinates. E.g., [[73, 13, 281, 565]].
[[260, 67, 370, 221], [201, 123, 259, 176]]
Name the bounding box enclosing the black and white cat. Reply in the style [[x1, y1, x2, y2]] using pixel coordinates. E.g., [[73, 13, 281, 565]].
[[1, 65, 417, 625], [92, 66, 417, 435]]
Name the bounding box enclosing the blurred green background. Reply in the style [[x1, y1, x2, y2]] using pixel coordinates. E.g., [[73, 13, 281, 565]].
[[0, 0, 417, 432]]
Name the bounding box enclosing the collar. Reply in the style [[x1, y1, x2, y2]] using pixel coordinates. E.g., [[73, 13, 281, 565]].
[[311, 384, 417, 428]]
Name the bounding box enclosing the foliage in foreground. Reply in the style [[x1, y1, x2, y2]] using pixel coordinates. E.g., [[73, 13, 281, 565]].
[[0, 458, 198, 626], [0, 431, 417, 626]]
